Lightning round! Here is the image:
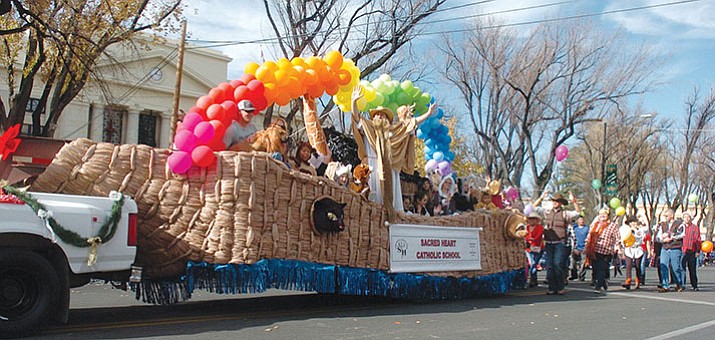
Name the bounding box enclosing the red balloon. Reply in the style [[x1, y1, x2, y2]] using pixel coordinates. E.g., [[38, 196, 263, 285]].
[[217, 82, 233, 95], [252, 96, 268, 111], [188, 106, 206, 118], [208, 87, 226, 103], [206, 104, 226, 122], [240, 73, 256, 85], [196, 95, 214, 110], [191, 145, 215, 167], [209, 119, 226, 138], [234, 85, 249, 102], [229, 79, 245, 88], [247, 79, 265, 94], [221, 100, 238, 118], [208, 137, 226, 151]]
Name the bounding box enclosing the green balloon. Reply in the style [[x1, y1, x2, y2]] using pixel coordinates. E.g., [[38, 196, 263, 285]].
[[609, 197, 621, 209], [591, 179, 602, 190]]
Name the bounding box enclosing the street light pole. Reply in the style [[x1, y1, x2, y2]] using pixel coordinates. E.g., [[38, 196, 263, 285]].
[[600, 122, 607, 208]]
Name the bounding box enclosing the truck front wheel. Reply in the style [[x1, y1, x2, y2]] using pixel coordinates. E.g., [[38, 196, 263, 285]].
[[0, 249, 60, 338]]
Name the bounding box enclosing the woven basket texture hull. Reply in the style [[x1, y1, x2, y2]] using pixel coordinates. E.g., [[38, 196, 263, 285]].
[[29, 139, 524, 279]]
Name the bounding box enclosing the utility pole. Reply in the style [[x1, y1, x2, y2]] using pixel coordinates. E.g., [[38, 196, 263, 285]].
[[169, 20, 187, 146], [600, 121, 607, 208]]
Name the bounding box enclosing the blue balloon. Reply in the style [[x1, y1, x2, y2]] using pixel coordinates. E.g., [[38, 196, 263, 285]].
[[423, 145, 433, 155], [430, 117, 440, 129], [435, 108, 444, 119], [444, 135, 452, 145], [416, 129, 425, 139], [420, 123, 432, 133], [446, 151, 455, 161], [424, 138, 435, 147], [433, 151, 445, 162], [424, 152, 432, 160]]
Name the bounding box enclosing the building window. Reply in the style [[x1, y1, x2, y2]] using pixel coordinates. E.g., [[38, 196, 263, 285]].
[[138, 111, 160, 147], [102, 105, 126, 144], [21, 98, 45, 135]]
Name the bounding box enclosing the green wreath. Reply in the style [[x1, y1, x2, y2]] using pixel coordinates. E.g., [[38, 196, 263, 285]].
[[2, 185, 125, 248]]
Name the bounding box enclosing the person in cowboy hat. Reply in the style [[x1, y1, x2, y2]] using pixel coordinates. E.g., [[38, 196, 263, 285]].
[[350, 85, 397, 217], [533, 190, 582, 295]]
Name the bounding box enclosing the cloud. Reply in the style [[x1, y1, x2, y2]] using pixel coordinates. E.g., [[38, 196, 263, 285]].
[[605, 0, 715, 39]]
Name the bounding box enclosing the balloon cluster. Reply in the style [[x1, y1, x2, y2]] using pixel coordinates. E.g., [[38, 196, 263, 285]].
[[609, 197, 625, 216], [333, 74, 431, 114], [169, 73, 268, 173], [419, 102, 454, 177], [169, 51, 360, 174], [245, 51, 360, 106]]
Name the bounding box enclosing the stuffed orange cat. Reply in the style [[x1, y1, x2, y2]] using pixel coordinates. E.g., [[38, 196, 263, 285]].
[[350, 163, 371, 197]]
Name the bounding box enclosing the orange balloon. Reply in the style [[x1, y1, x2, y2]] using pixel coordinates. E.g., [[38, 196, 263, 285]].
[[304, 69, 319, 86], [208, 88, 226, 103], [286, 76, 303, 98], [337, 69, 352, 86], [305, 56, 323, 69], [307, 85, 324, 98], [275, 93, 291, 106], [196, 95, 214, 111], [244, 62, 260, 75], [263, 83, 278, 101], [703, 240, 714, 253], [323, 50, 343, 69]]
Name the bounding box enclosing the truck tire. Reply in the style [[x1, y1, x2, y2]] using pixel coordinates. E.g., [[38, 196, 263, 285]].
[[0, 249, 60, 338]]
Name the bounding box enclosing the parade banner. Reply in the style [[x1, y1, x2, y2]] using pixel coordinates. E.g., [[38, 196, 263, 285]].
[[605, 163, 618, 196], [389, 224, 481, 273]]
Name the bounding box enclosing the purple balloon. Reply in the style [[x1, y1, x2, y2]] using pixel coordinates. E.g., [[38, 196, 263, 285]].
[[523, 204, 534, 216], [425, 159, 437, 172], [506, 187, 519, 201]]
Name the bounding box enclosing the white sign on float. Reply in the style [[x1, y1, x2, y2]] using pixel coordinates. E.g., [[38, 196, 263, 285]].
[[389, 224, 482, 273]]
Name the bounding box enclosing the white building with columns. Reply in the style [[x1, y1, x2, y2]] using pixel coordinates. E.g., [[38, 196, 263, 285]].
[[2, 35, 231, 148]]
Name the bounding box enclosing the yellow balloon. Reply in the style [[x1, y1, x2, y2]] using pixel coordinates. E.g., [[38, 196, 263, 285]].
[[364, 87, 376, 102], [244, 62, 260, 75], [615, 206, 626, 216], [357, 97, 367, 111]]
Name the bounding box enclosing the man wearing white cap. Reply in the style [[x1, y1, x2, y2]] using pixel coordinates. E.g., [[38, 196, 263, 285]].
[[224, 99, 259, 151]]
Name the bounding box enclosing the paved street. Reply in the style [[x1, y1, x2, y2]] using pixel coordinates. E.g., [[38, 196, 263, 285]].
[[32, 267, 715, 339]]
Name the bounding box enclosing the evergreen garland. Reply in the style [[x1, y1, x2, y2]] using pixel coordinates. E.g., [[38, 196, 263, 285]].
[[2, 185, 125, 248]]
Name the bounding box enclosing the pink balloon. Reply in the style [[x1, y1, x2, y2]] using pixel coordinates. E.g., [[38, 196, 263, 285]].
[[506, 187, 519, 201], [174, 130, 198, 152], [555, 145, 569, 162], [182, 112, 204, 132], [167, 151, 192, 173], [193, 121, 215, 144]]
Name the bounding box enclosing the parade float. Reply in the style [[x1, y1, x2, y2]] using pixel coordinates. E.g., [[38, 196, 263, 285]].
[[15, 51, 527, 304]]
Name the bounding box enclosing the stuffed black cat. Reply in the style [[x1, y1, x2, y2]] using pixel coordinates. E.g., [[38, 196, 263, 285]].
[[311, 197, 347, 234]]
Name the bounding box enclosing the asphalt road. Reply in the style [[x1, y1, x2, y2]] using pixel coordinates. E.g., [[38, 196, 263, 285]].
[[30, 267, 715, 339]]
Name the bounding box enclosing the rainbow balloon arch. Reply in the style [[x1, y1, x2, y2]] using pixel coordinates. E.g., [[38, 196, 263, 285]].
[[169, 51, 456, 177]]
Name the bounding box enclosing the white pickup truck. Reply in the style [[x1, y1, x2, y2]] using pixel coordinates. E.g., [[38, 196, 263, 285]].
[[0, 139, 141, 338]]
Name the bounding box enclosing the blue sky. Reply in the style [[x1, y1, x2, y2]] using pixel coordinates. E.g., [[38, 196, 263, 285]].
[[183, 0, 715, 121]]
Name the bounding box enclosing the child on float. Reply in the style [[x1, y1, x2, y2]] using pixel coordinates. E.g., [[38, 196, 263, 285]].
[[290, 141, 332, 176], [433, 175, 457, 216], [413, 190, 432, 216]]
